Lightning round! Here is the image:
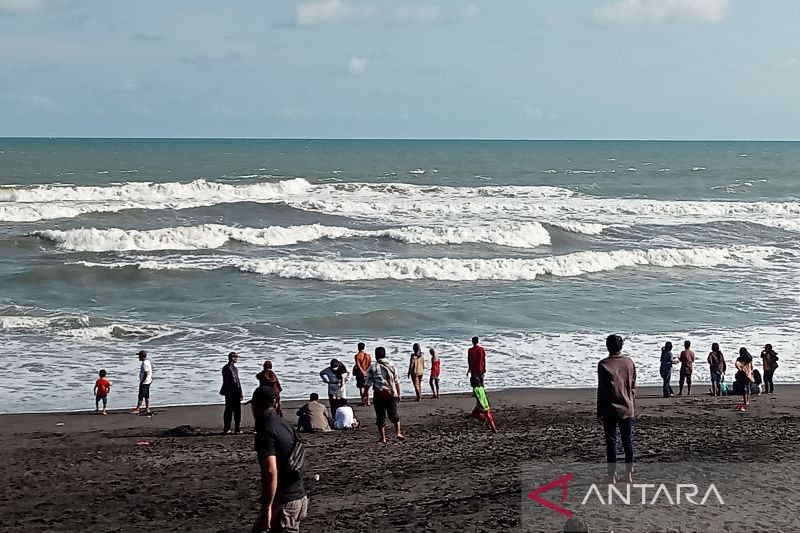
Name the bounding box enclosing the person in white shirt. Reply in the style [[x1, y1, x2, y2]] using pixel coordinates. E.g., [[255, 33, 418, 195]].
[[333, 399, 359, 429], [133, 350, 153, 415]]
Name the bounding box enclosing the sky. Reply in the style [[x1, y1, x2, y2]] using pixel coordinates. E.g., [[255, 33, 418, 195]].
[[0, 0, 798, 139]]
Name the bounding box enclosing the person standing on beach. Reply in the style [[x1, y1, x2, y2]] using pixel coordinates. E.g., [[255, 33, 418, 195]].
[[678, 340, 694, 396], [597, 334, 636, 483], [735, 348, 755, 410], [429, 348, 441, 398], [94, 369, 111, 415], [407, 343, 425, 401], [133, 350, 152, 415], [707, 343, 726, 397], [467, 336, 486, 387], [320, 359, 348, 413], [354, 343, 372, 406], [250, 385, 308, 533], [761, 344, 779, 394], [659, 342, 675, 398], [220, 351, 243, 434], [257, 361, 283, 416], [365, 346, 405, 443]]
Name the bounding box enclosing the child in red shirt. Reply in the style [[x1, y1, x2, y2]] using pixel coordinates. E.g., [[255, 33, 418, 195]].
[[94, 369, 112, 415], [429, 348, 441, 398]]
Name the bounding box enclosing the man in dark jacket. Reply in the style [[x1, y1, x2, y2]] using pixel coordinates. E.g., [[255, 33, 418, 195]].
[[597, 334, 636, 483], [220, 351, 243, 434]]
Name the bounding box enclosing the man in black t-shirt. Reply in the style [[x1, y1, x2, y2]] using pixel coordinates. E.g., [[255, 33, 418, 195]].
[[251, 386, 307, 533]]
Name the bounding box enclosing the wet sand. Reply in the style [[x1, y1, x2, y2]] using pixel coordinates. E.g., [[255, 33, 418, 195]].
[[1, 385, 797, 532]]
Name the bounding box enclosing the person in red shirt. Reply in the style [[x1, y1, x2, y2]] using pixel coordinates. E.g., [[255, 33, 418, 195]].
[[467, 336, 487, 387], [429, 348, 441, 398], [94, 369, 112, 415]]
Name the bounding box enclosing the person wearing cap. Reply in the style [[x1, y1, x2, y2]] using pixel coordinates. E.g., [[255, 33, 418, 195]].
[[251, 386, 308, 533], [597, 334, 636, 483], [220, 351, 243, 434], [319, 359, 348, 413], [132, 350, 153, 415]]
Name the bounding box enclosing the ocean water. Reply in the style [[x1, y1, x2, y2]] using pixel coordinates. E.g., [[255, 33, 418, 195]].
[[1, 139, 798, 413]]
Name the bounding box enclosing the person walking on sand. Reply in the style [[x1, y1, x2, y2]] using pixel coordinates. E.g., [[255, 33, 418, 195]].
[[761, 344, 779, 394], [429, 348, 441, 398], [678, 340, 694, 396], [467, 336, 487, 387], [597, 334, 636, 483], [408, 343, 425, 401], [708, 343, 726, 397], [256, 360, 283, 416], [354, 343, 372, 406], [220, 351, 243, 434], [94, 369, 111, 415], [320, 359, 348, 413], [133, 350, 152, 415], [659, 342, 675, 398], [365, 346, 405, 443], [250, 386, 308, 533], [735, 347, 755, 411]]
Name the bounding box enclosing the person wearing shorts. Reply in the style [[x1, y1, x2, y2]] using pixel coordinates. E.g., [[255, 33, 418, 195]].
[[365, 346, 405, 443], [354, 343, 372, 407], [133, 350, 153, 415]]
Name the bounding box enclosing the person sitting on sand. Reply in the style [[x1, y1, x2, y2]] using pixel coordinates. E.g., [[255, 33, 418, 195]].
[[296, 393, 332, 433], [597, 334, 636, 483], [734, 347, 755, 411], [467, 336, 487, 387], [659, 342, 675, 398], [707, 343, 726, 397], [354, 343, 372, 407], [407, 343, 425, 402], [320, 359, 349, 413], [333, 398, 360, 430], [365, 346, 405, 443], [761, 344, 779, 394], [94, 369, 111, 415], [470, 375, 497, 432], [751, 369, 763, 397], [133, 350, 153, 415], [678, 340, 694, 396], [429, 348, 441, 399], [256, 360, 283, 416]]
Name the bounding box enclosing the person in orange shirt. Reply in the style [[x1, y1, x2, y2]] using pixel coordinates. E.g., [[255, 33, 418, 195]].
[[354, 342, 372, 406], [94, 369, 112, 415]]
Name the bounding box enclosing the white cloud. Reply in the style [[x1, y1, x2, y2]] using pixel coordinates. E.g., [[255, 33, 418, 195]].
[[772, 57, 800, 69], [0, 0, 42, 14], [348, 55, 370, 75], [596, 0, 729, 25], [394, 5, 441, 23], [294, 0, 372, 26]]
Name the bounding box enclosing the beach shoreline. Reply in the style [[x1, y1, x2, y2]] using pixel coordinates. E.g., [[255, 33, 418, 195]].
[[2, 384, 798, 532]]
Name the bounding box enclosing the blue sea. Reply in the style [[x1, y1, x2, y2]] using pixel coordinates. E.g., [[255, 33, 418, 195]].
[[1, 139, 798, 413]]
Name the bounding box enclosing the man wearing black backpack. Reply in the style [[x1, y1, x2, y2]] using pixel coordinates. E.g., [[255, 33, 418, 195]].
[[251, 386, 307, 533]]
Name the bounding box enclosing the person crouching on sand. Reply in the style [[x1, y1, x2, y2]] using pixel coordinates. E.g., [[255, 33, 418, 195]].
[[365, 346, 405, 443], [94, 369, 111, 415], [429, 348, 441, 398], [407, 343, 425, 401], [734, 347, 755, 411], [597, 334, 636, 484], [470, 375, 497, 432]]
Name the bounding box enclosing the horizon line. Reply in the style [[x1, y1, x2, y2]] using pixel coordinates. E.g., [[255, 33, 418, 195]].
[[0, 136, 798, 142]]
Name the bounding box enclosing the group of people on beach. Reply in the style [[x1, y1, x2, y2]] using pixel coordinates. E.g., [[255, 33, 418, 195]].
[[659, 340, 780, 411]]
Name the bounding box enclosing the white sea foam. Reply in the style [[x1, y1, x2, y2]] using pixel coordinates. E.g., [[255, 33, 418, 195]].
[[72, 245, 777, 282], [37, 222, 553, 252], [0, 308, 175, 340]]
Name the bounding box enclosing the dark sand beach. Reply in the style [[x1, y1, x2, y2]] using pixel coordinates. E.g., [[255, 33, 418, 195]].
[[1, 385, 796, 532]]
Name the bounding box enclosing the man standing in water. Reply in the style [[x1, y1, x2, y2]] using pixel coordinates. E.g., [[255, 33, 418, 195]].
[[597, 334, 636, 483], [220, 351, 243, 434], [133, 350, 153, 415], [354, 343, 372, 407], [467, 336, 486, 387]]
